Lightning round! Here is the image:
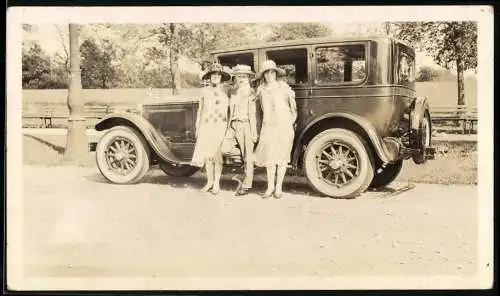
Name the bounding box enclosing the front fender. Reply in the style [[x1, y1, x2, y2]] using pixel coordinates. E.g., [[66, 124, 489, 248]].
[[295, 112, 398, 165], [95, 112, 186, 164], [410, 96, 430, 130]]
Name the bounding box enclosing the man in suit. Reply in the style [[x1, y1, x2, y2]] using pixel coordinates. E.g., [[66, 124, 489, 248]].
[[228, 64, 258, 196]]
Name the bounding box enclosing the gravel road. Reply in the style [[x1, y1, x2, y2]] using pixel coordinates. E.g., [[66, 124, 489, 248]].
[[20, 164, 479, 283]]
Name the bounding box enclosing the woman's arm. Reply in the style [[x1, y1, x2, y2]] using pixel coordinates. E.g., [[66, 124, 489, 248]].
[[249, 91, 258, 143], [195, 96, 204, 137], [289, 91, 297, 124], [284, 83, 297, 123]]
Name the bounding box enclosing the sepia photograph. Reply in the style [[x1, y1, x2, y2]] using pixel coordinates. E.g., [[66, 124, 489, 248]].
[[6, 6, 494, 290]]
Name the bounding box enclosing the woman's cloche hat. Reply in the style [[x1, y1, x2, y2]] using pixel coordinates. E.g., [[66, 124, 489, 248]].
[[201, 62, 231, 82], [256, 60, 286, 80], [231, 64, 255, 77]]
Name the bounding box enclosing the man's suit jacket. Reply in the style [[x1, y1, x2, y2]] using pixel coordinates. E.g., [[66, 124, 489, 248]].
[[228, 86, 259, 141]]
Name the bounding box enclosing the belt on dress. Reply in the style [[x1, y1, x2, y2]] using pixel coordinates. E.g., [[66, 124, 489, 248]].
[[231, 118, 250, 122]]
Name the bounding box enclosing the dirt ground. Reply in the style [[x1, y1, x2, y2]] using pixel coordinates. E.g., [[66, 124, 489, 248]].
[[13, 129, 486, 289], [21, 164, 479, 281]]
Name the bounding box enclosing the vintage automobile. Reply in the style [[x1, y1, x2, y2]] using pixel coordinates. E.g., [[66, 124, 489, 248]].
[[93, 35, 435, 198]]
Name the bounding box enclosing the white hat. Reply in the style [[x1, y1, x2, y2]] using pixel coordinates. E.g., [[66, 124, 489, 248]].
[[231, 64, 255, 76], [256, 60, 286, 80]]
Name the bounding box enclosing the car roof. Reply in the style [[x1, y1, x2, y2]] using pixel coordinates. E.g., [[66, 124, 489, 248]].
[[211, 35, 411, 54]]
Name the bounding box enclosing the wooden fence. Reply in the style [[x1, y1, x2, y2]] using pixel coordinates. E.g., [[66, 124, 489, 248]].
[[21, 102, 478, 134]]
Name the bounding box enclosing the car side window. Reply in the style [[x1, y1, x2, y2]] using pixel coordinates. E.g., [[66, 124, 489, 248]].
[[398, 51, 415, 84], [266, 48, 309, 85], [315, 44, 366, 84]]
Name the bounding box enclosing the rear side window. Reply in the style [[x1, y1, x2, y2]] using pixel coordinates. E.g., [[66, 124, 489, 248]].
[[315, 44, 366, 84], [398, 50, 415, 84]]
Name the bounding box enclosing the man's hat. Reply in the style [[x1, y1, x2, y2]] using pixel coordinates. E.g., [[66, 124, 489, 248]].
[[231, 64, 255, 77]]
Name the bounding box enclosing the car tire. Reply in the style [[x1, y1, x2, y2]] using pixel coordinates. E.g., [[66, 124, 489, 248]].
[[96, 126, 150, 184], [369, 159, 403, 189], [158, 161, 199, 177], [412, 111, 432, 164], [303, 128, 374, 199]]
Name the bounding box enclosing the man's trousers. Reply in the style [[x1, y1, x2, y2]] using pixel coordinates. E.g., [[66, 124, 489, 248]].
[[231, 120, 255, 189]]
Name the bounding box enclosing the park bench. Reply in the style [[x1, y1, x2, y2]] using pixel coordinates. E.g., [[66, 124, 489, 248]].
[[22, 104, 111, 128], [430, 105, 478, 134]]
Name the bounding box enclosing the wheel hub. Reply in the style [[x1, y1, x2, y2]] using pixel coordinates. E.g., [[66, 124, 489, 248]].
[[115, 151, 125, 161], [329, 158, 345, 170]]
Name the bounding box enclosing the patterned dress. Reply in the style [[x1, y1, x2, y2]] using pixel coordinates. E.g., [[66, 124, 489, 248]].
[[254, 81, 297, 167], [191, 86, 230, 167]]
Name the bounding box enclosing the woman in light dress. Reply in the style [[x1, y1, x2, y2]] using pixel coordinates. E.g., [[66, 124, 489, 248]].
[[191, 63, 231, 195], [254, 60, 297, 199]]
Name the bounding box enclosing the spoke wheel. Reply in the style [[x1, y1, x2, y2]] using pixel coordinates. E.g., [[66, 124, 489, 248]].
[[304, 128, 374, 198], [96, 126, 150, 184], [105, 137, 139, 176], [316, 142, 360, 188]]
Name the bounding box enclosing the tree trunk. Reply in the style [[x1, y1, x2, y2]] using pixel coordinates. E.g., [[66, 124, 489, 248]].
[[63, 24, 89, 164], [384, 22, 391, 36], [455, 56, 467, 131], [169, 23, 181, 95], [456, 57, 466, 106]]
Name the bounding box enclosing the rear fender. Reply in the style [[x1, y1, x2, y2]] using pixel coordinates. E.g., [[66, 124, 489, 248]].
[[294, 113, 399, 166], [95, 112, 185, 164]]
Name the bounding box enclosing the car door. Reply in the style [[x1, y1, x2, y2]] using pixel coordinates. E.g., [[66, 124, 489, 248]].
[[258, 45, 313, 135]]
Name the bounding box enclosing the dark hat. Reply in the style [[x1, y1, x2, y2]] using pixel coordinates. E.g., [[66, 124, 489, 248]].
[[201, 62, 231, 82]]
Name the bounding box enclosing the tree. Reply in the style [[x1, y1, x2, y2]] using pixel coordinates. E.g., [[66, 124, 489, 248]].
[[22, 42, 68, 89], [416, 66, 440, 82], [267, 23, 333, 42], [63, 24, 89, 164], [152, 23, 191, 95], [22, 42, 51, 88], [394, 21, 477, 106], [80, 38, 118, 88]]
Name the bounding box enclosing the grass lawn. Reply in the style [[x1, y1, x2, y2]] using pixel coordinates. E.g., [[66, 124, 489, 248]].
[[22, 134, 477, 185]]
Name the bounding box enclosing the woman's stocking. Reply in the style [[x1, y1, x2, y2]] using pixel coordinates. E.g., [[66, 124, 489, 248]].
[[275, 164, 287, 195], [201, 160, 214, 192]]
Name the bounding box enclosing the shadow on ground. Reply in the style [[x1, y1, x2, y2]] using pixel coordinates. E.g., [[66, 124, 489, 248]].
[[84, 168, 323, 197], [24, 134, 65, 154]]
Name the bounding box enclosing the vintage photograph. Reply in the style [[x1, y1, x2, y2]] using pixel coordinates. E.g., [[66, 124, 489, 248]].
[[6, 6, 493, 290]]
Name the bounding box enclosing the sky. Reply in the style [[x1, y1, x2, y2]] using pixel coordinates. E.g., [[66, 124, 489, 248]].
[[22, 23, 474, 76]]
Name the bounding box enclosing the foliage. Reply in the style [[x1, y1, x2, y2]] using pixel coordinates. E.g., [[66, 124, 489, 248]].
[[416, 66, 440, 82], [394, 21, 477, 105], [394, 22, 477, 71], [80, 38, 118, 89], [267, 23, 333, 42], [22, 42, 68, 89]]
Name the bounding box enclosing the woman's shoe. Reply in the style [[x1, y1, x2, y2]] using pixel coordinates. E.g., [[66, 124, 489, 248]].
[[211, 186, 221, 195], [235, 187, 250, 196], [200, 184, 213, 193], [261, 189, 274, 199], [273, 191, 283, 199]]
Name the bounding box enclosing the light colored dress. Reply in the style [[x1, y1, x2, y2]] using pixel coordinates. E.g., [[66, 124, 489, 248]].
[[254, 80, 297, 167], [191, 86, 229, 167]]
